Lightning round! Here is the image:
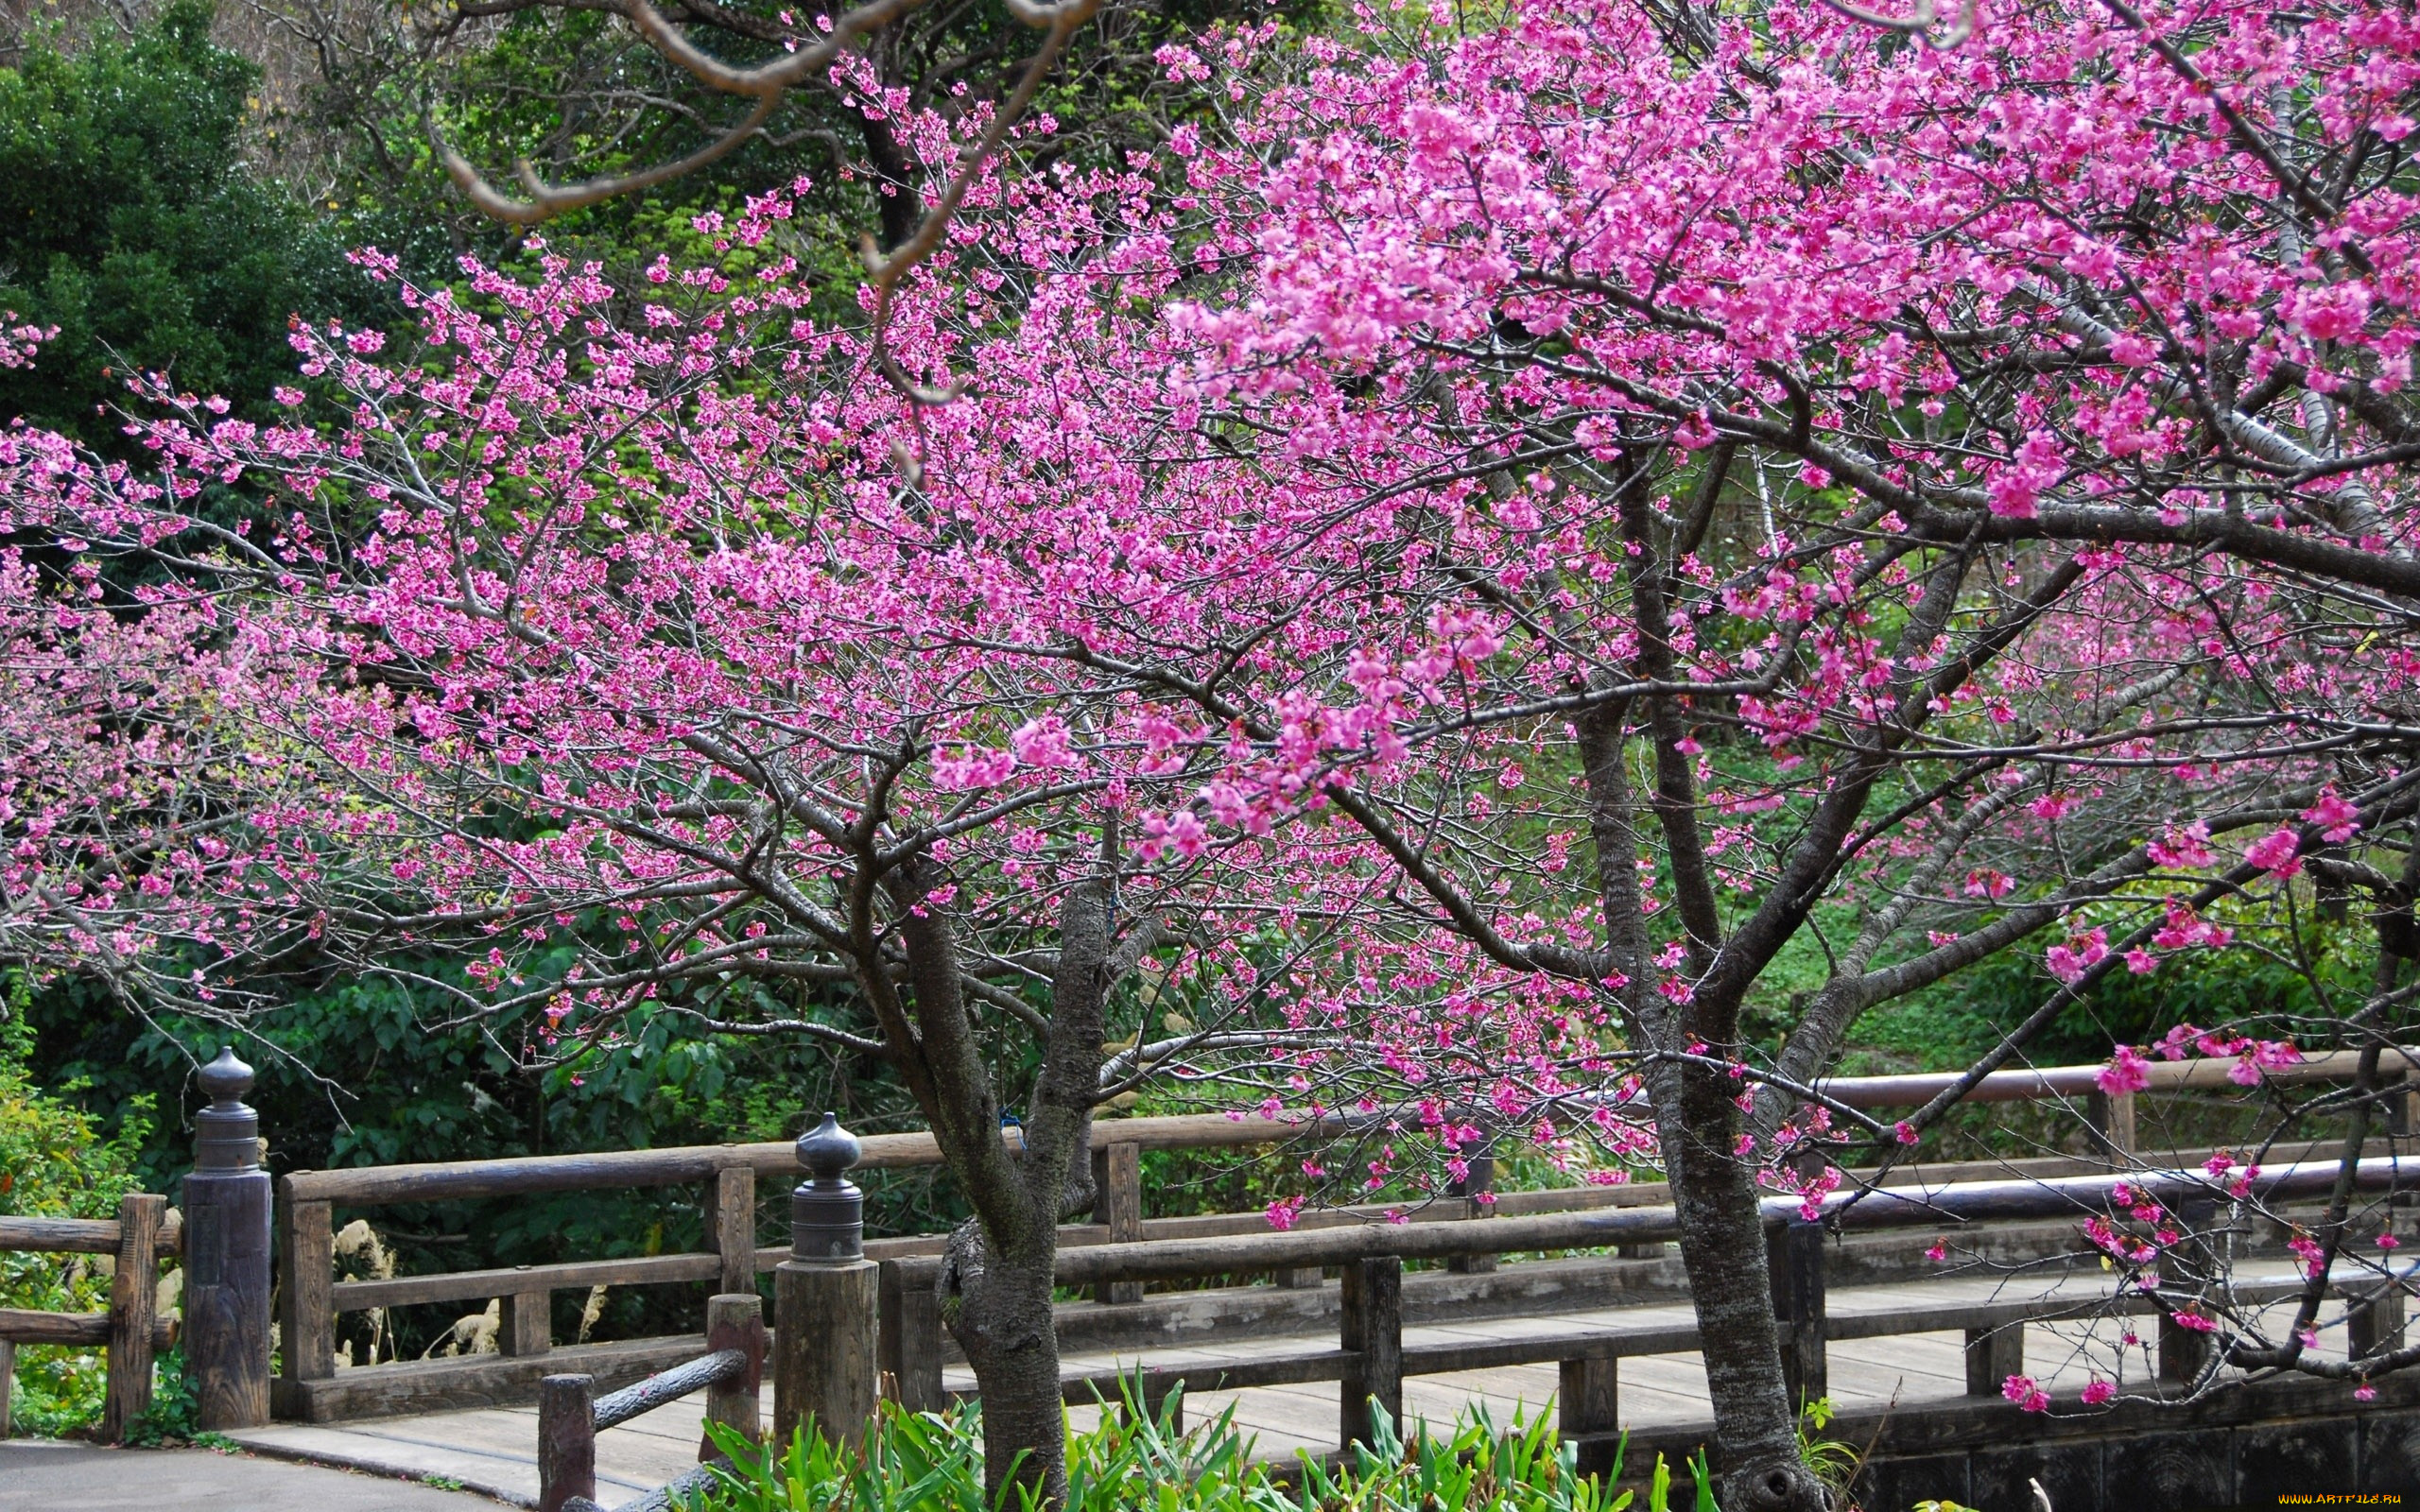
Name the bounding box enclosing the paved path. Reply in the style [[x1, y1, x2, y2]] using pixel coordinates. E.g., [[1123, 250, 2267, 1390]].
[[0, 1438, 504, 1510]]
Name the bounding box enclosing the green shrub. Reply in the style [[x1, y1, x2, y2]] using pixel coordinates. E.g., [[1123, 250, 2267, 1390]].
[[688, 1383, 1710, 1512], [0, 981, 155, 1435]]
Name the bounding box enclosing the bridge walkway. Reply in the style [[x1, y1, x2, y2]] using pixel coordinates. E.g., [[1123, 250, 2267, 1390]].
[[224, 1267, 2343, 1507]]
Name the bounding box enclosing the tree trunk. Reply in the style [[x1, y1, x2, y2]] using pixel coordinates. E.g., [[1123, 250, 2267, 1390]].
[[1650, 1058, 1827, 1512], [942, 1216, 1067, 1503]]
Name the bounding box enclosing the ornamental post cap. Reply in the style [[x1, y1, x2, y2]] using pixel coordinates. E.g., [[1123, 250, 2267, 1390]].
[[795, 1111, 861, 1182], [198, 1045, 254, 1105]]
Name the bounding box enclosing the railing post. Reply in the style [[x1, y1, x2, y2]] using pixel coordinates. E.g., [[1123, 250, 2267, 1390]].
[[274, 1185, 335, 1414], [709, 1164, 758, 1297], [1558, 1353, 1618, 1478], [2158, 1197, 2218, 1385], [1963, 1324, 2024, 1396], [1768, 1217, 1827, 1408], [2350, 1282, 2408, 1362], [1338, 1254, 1402, 1451], [183, 1046, 273, 1431], [1093, 1141, 1143, 1304], [1445, 1132, 1497, 1275], [99, 1191, 165, 1442], [1, 1337, 13, 1438], [501, 1288, 552, 1358], [2087, 1088, 2137, 1158], [877, 1259, 947, 1413], [537, 1373, 597, 1512], [773, 1114, 878, 1451], [701, 1292, 766, 1456]]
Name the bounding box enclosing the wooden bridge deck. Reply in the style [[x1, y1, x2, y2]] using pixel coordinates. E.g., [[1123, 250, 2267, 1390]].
[[224, 1267, 2358, 1507]]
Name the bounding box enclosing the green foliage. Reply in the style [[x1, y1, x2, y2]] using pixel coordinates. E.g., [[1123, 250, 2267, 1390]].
[[0, 0, 376, 454], [123, 1344, 200, 1446], [1792, 1399, 1857, 1501], [685, 1385, 1708, 1512], [0, 978, 152, 1435]]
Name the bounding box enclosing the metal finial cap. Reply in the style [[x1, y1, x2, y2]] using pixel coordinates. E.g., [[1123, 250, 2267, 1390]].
[[795, 1111, 861, 1181], [193, 1045, 261, 1172], [198, 1046, 254, 1106], [790, 1112, 864, 1263]]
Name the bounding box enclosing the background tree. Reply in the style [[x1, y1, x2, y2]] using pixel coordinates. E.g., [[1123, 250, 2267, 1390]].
[[0, 0, 381, 456]]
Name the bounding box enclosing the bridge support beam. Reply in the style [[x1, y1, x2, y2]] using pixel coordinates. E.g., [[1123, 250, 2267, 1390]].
[[2087, 1088, 2137, 1158], [1339, 1255, 1402, 1449], [2159, 1198, 2220, 1385], [1446, 1134, 1496, 1275], [2350, 1282, 2407, 1362], [702, 1292, 766, 1454]]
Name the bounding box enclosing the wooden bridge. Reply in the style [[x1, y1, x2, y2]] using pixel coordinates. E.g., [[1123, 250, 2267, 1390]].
[[13, 1050, 2420, 1508]]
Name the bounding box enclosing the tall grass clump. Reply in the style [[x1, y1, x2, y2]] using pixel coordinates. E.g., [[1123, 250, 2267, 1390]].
[[689, 1381, 1714, 1512]]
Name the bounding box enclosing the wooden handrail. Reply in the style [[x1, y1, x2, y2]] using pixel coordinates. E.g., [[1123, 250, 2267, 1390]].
[[881, 1154, 2420, 1289], [0, 1211, 182, 1256], [540, 1295, 762, 1512], [267, 1048, 2412, 1425], [278, 1048, 2407, 1207]]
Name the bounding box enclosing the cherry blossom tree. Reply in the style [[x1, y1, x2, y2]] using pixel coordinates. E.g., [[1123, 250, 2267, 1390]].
[[12, 0, 2420, 1505], [0, 329, 320, 1022], [10, 202, 1383, 1496], [846, 0, 2420, 1503]]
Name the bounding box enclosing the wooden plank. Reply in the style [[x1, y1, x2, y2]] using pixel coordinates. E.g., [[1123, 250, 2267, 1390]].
[[1401, 1323, 1703, 1374], [278, 1194, 337, 1388], [334, 1253, 723, 1313], [1058, 1349, 1357, 1400], [99, 1193, 164, 1443], [1, 1337, 11, 1439]]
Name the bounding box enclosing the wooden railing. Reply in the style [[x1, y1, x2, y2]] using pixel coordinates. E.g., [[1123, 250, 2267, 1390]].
[[0, 1195, 179, 1441], [881, 1156, 2420, 1470], [267, 1048, 2409, 1422], [540, 1293, 765, 1512]]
